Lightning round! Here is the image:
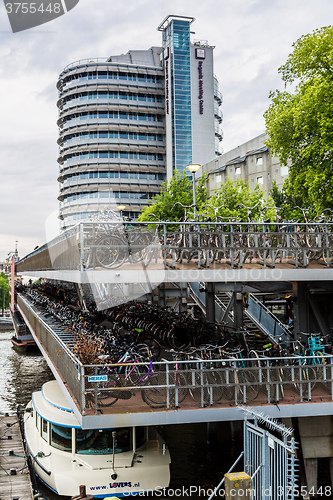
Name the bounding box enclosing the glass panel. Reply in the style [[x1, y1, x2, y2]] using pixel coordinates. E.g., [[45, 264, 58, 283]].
[[51, 424, 72, 452], [41, 418, 48, 441], [76, 428, 132, 455]]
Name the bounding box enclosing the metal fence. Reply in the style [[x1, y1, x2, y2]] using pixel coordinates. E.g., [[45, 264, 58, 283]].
[[16, 221, 333, 272], [16, 294, 83, 406], [242, 407, 298, 500], [80, 355, 333, 415], [208, 408, 298, 500]]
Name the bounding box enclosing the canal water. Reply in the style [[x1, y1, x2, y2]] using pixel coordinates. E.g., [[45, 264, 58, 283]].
[[0, 329, 243, 499]]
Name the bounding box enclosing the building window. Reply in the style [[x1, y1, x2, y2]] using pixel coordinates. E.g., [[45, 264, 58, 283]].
[[256, 176, 263, 184], [256, 157, 263, 165], [280, 166, 289, 176], [235, 167, 241, 175], [216, 175, 222, 184]]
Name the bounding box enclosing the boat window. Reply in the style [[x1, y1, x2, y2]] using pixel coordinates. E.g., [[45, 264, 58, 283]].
[[41, 418, 48, 442], [35, 411, 39, 432], [51, 424, 72, 452], [135, 427, 146, 450], [76, 427, 132, 455]]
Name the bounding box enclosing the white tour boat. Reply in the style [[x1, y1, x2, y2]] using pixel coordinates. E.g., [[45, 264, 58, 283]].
[[23, 380, 171, 497]]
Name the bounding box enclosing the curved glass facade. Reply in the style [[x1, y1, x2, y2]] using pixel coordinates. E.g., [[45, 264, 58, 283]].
[[57, 18, 223, 230], [57, 54, 166, 230]]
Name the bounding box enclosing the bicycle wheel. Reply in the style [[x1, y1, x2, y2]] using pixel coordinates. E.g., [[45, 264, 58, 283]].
[[219, 368, 235, 401], [86, 384, 119, 408], [238, 368, 259, 401], [97, 374, 128, 406], [206, 369, 224, 402], [188, 369, 211, 404], [128, 231, 151, 263], [312, 351, 326, 380], [141, 337, 161, 361], [135, 341, 160, 362], [95, 235, 128, 269], [125, 364, 147, 386], [168, 329, 192, 351], [141, 372, 169, 408], [293, 366, 316, 395], [270, 365, 285, 400]]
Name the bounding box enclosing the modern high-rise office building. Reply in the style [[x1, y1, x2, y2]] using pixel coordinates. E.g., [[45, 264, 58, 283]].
[[56, 15, 222, 230]]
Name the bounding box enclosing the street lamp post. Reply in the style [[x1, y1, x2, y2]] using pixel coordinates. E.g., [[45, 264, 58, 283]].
[[117, 205, 126, 221], [186, 164, 201, 221]]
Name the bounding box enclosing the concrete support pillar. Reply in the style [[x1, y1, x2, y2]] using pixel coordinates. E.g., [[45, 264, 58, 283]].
[[179, 282, 188, 313], [233, 291, 244, 329], [206, 282, 215, 323], [293, 282, 309, 338], [303, 458, 318, 497], [298, 416, 333, 498]]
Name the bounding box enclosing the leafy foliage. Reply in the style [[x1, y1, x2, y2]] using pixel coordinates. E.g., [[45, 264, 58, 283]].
[[269, 180, 307, 220], [138, 171, 276, 223], [264, 26, 333, 212], [204, 178, 276, 222], [0, 273, 11, 311], [138, 170, 209, 222]]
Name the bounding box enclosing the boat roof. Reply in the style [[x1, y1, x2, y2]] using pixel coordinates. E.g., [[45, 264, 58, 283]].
[[32, 380, 81, 428]]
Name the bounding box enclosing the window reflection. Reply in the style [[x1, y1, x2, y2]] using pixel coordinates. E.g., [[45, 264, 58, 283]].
[[51, 423, 72, 452], [76, 428, 132, 455]]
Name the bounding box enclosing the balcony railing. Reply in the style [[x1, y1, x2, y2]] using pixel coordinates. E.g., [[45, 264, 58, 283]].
[[16, 221, 333, 273]]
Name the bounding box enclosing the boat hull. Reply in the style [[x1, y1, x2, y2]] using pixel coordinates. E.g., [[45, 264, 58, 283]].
[[11, 336, 38, 353], [23, 380, 170, 498]]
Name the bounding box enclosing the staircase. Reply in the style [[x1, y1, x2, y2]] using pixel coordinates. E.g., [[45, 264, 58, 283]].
[[189, 282, 291, 346]]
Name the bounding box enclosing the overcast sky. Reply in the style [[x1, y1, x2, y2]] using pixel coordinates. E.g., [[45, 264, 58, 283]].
[[0, 0, 331, 261]]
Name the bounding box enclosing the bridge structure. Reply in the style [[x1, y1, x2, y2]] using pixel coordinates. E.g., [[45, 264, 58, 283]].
[[13, 220, 333, 493]]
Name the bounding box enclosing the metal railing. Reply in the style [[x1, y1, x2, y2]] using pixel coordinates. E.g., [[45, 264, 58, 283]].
[[79, 354, 333, 415], [247, 293, 291, 342], [16, 221, 333, 273], [16, 294, 83, 406]]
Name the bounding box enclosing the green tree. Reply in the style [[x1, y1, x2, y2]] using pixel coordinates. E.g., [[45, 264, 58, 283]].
[[205, 178, 276, 222], [0, 273, 10, 314], [138, 170, 209, 222], [269, 179, 307, 220], [264, 26, 333, 212]]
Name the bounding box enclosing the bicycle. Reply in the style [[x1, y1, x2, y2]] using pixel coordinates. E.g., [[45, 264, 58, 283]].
[[85, 345, 155, 408], [141, 358, 188, 408], [83, 210, 159, 269]]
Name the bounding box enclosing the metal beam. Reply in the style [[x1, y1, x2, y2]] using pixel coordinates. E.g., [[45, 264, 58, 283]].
[[75, 402, 333, 429], [17, 268, 333, 284], [308, 292, 329, 336], [206, 282, 215, 323]]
